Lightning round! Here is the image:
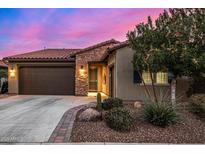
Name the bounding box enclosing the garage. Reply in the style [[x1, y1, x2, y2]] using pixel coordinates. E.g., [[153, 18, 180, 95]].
[[19, 66, 75, 95]]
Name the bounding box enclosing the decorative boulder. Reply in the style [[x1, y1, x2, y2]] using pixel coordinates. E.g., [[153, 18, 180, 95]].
[[134, 101, 142, 109], [78, 108, 101, 122]]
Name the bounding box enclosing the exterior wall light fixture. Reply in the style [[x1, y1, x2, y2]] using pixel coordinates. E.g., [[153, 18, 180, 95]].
[[79, 65, 85, 77], [10, 66, 16, 78]]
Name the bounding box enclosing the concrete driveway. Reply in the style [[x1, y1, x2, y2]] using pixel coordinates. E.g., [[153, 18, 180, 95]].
[[0, 95, 95, 143]]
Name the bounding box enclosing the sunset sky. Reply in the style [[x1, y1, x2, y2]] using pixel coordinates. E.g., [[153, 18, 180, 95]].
[[0, 8, 165, 59]]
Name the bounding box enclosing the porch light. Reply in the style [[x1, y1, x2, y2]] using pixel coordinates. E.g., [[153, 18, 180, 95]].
[[79, 65, 85, 76], [10, 68, 16, 78]]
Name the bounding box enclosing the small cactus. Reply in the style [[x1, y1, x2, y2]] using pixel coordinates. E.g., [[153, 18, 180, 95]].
[[96, 92, 102, 111]]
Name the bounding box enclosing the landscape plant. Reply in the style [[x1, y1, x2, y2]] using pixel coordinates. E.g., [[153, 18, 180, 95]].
[[189, 94, 205, 119], [105, 107, 133, 131], [0, 69, 8, 79], [96, 92, 102, 111], [102, 97, 123, 110], [127, 8, 205, 105], [143, 100, 179, 127], [1, 81, 8, 94]]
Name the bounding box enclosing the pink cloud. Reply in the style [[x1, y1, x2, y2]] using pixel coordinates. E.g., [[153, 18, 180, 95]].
[[0, 9, 165, 59]]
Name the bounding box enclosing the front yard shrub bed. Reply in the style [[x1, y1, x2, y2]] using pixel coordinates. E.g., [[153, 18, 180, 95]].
[[70, 102, 205, 143]]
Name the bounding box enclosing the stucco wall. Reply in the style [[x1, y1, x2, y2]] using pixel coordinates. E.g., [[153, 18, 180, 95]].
[[115, 47, 190, 101]]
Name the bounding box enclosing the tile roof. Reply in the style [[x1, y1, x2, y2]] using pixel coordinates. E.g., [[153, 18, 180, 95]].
[[0, 60, 8, 67], [107, 41, 128, 53], [71, 39, 120, 57], [3, 49, 81, 62], [3, 39, 121, 62], [100, 41, 129, 61]]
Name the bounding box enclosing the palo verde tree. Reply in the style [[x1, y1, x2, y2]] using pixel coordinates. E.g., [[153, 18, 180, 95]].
[[127, 16, 165, 103], [127, 8, 205, 104]]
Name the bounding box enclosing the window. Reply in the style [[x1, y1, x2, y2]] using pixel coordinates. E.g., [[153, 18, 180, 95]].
[[133, 71, 168, 84], [156, 72, 168, 84], [133, 70, 142, 83], [142, 71, 152, 84]]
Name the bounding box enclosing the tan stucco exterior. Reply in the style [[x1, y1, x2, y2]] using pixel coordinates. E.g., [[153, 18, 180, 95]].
[[7, 45, 190, 101], [113, 46, 190, 101]]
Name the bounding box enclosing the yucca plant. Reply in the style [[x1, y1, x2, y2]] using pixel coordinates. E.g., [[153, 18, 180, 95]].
[[143, 100, 179, 127]]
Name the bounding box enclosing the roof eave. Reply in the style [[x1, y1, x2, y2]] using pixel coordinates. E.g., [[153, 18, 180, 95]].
[[3, 58, 76, 63], [107, 42, 129, 54]]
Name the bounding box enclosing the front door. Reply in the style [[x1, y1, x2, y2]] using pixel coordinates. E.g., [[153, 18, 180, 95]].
[[89, 67, 98, 91]]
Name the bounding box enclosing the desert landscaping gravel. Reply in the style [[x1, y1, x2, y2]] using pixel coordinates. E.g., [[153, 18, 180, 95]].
[[70, 103, 205, 144]]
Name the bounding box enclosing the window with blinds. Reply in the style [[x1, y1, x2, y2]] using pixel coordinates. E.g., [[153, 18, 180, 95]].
[[156, 72, 168, 84], [142, 71, 152, 84], [139, 71, 168, 84]]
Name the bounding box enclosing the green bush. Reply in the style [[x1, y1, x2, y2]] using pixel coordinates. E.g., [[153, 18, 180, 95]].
[[1, 81, 8, 94], [189, 94, 205, 119], [105, 107, 133, 131], [143, 102, 179, 127], [102, 98, 123, 110]]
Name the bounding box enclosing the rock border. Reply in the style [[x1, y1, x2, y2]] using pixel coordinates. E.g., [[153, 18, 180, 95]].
[[48, 103, 95, 143]]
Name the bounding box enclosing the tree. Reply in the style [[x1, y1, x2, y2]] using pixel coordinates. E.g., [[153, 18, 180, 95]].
[[127, 8, 205, 104], [0, 68, 8, 78], [127, 16, 166, 103]]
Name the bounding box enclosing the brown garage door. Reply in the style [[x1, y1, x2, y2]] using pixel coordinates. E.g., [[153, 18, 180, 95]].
[[19, 66, 75, 95]]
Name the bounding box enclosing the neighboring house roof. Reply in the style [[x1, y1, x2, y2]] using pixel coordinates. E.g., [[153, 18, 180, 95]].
[[70, 39, 120, 57], [0, 60, 8, 68], [3, 49, 81, 62]]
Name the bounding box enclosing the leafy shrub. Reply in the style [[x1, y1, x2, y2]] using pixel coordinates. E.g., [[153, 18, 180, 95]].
[[189, 94, 205, 119], [143, 101, 179, 127], [96, 92, 102, 111], [105, 107, 133, 131], [1, 81, 8, 94], [102, 97, 123, 110]]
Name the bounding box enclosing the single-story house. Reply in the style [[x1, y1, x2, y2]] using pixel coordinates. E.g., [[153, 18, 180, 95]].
[[3, 39, 189, 100]]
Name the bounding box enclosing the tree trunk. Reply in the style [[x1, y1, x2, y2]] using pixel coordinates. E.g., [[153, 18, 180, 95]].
[[138, 71, 152, 101], [149, 69, 158, 104], [171, 78, 177, 105]]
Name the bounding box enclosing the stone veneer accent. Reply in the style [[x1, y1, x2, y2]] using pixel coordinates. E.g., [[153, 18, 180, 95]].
[[75, 43, 116, 96]]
